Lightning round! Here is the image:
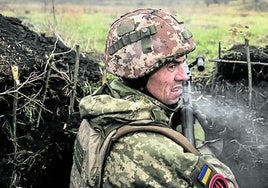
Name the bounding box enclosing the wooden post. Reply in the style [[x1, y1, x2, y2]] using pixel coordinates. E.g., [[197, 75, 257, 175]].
[[211, 41, 221, 91], [69, 45, 80, 115], [218, 41, 221, 59], [245, 38, 252, 107], [101, 67, 107, 85], [11, 65, 19, 152]]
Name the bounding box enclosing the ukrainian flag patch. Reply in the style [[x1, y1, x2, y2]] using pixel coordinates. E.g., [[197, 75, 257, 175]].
[[197, 165, 212, 186]]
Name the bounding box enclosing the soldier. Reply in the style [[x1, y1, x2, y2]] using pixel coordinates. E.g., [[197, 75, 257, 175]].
[[70, 8, 239, 188]]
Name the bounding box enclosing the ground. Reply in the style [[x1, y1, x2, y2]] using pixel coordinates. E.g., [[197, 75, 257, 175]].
[[0, 14, 101, 188], [195, 44, 268, 188], [0, 14, 268, 188]]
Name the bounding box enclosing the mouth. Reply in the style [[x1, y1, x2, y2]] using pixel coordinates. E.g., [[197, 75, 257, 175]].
[[171, 86, 182, 94]]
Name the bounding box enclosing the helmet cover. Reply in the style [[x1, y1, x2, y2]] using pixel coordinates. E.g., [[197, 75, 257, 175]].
[[105, 8, 196, 78]]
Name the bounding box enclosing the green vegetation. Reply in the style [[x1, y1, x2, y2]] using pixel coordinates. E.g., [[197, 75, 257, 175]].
[[177, 5, 268, 69], [2, 2, 268, 75]]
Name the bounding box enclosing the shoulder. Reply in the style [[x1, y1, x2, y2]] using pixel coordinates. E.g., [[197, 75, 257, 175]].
[[105, 132, 197, 187], [112, 131, 198, 165]]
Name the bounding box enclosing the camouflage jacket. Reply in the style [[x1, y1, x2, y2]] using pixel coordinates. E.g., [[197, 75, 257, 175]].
[[70, 78, 239, 188]]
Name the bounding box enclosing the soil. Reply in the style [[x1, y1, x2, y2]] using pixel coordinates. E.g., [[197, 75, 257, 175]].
[[0, 14, 101, 188], [0, 14, 268, 188], [195, 44, 268, 188]]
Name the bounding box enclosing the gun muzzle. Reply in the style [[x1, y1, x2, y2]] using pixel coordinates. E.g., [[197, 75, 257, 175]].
[[196, 56, 205, 72]]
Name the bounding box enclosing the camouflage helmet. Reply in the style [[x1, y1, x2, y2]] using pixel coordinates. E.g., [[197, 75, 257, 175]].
[[105, 8, 196, 79]]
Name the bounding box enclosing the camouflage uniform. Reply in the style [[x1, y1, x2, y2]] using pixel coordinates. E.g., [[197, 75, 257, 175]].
[[70, 78, 239, 188], [70, 8, 239, 188]]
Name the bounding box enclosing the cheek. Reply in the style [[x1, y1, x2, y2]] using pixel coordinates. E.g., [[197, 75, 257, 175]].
[[148, 70, 173, 90], [147, 75, 170, 97], [147, 76, 158, 92]]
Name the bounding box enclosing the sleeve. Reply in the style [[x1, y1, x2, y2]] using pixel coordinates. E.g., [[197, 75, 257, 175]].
[[102, 132, 239, 188]]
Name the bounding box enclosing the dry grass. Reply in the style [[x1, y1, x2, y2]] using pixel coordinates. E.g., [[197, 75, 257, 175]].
[[3, 2, 268, 68]]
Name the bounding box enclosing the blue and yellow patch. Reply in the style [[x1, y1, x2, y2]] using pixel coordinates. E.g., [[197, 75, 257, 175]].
[[197, 165, 212, 186]]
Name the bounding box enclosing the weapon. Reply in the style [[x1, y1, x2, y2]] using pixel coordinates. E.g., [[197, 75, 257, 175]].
[[181, 56, 205, 147]]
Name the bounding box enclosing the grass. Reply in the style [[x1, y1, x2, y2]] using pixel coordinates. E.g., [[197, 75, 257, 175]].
[[176, 4, 268, 71], [2, 2, 268, 77]]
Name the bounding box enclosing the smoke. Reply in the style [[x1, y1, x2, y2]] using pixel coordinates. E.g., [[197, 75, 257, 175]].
[[193, 92, 268, 188]]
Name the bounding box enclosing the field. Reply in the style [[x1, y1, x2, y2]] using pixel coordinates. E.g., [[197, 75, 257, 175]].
[[2, 1, 268, 72]]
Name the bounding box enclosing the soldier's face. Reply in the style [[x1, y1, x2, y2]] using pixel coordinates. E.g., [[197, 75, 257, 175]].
[[146, 56, 188, 105]]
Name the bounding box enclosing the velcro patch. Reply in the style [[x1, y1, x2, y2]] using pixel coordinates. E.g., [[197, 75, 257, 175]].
[[182, 29, 193, 39], [197, 165, 212, 186], [117, 18, 135, 37]]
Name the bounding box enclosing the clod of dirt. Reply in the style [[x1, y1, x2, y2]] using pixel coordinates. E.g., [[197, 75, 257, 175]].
[[0, 14, 101, 188], [218, 44, 268, 80]]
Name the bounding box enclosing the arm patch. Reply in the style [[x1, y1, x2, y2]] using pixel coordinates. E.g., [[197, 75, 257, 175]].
[[191, 160, 229, 188], [197, 165, 212, 186]]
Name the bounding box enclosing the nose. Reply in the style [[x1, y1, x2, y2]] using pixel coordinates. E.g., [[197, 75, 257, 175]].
[[174, 63, 189, 81]]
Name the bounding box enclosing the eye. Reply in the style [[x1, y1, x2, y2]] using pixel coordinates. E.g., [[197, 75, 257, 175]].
[[166, 62, 177, 71]]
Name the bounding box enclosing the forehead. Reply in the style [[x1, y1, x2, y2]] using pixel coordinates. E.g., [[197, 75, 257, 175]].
[[149, 55, 187, 77]]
